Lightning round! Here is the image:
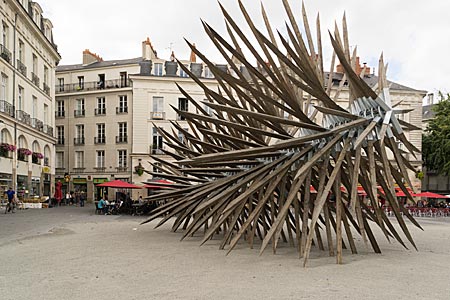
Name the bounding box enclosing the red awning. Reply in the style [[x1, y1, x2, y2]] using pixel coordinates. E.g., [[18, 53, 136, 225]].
[[96, 180, 142, 189], [144, 179, 175, 189], [414, 192, 449, 199]]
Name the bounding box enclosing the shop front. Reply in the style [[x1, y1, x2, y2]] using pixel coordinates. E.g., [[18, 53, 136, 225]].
[[73, 178, 87, 193], [0, 173, 12, 203], [17, 175, 28, 200], [93, 178, 108, 201], [31, 177, 40, 197]]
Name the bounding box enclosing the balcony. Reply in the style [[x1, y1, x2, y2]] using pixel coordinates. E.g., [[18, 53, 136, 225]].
[[16, 59, 27, 76], [55, 167, 65, 174], [116, 106, 128, 114], [94, 136, 106, 144], [55, 110, 65, 118], [31, 72, 40, 87], [55, 78, 131, 94], [0, 100, 14, 117], [43, 125, 53, 137], [93, 167, 106, 173], [30, 118, 44, 131], [43, 82, 50, 96], [116, 166, 128, 173], [94, 108, 106, 116], [150, 146, 165, 155], [115, 135, 128, 143], [56, 138, 65, 145], [74, 109, 85, 117], [16, 110, 31, 125], [150, 111, 166, 120], [0, 44, 11, 64], [74, 137, 85, 145]]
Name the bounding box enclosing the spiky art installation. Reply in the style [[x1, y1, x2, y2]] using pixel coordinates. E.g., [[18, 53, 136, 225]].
[[143, 0, 422, 266]]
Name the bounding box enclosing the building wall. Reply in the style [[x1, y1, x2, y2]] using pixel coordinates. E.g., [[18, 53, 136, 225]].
[[0, 0, 59, 199]]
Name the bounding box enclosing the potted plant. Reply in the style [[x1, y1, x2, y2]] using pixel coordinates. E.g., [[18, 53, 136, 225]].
[[18, 148, 32, 161], [134, 163, 145, 176], [0, 143, 16, 158], [32, 152, 44, 164]]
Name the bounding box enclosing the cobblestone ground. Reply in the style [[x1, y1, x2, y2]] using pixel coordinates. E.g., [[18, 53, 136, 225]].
[[0, 205, 449, 300]]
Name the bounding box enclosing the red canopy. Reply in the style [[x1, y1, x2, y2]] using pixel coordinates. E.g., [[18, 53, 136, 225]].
[[97, 180, 142, 189], [144, 179, 174, 189], [414, 191, 449, 199]]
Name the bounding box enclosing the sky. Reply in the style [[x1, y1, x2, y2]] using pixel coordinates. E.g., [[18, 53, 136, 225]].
[[38, 0, 449, 95]]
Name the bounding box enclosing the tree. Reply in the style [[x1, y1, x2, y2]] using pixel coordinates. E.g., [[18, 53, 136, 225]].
[[423, 93, 450, 175]]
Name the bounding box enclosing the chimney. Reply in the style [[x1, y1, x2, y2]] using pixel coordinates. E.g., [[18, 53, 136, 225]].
[[82, 49, 103, 65], [189, 43, 196, 63], [336, 56, 371, 76], [142, 37, 157, 60]]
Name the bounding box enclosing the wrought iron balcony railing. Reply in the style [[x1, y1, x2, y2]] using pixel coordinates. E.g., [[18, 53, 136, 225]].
[[116, 106, 128, 114], [116, 166, 128, 173], [94, 108, 106, 115], [94, 136, 106, 144], [150, 111, 166, 120], [16, 59, 27, 76], [16, 110, 31, 125], [43, 82, 50, 96], [0, 44, 11, 64], [94, 167, 106, 173], [55, 78, 131, 94], [31, 72, 40, 87], [74, 109, 85, 117], [55, 110, 65, 118], [115, 135, 128, 143], [30, 118, 44, 131], [74, 137, 85, 145], [43, 125, 53, 137], [0, 100, 14, 117]]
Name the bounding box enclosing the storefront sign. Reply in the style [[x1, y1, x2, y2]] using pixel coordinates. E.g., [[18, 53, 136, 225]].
[[73, 178, 87, 184], [42, 166, 51, 174], [93, 178, 108, 184]]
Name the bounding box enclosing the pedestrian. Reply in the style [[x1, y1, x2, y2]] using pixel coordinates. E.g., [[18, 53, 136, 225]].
[[79, 191, 86, 207], [5, 187, 16, 213], [65, 191, 70, 205], [75, 191, 80, 206]]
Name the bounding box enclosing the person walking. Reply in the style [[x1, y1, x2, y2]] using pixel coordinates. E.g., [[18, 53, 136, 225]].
[[79, 191, 86, 207], [5, 187, 16, 213]]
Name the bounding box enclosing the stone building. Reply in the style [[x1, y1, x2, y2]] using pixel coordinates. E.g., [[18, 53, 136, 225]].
[[55, 39, 217, 201], [0, 0, 59, 200]]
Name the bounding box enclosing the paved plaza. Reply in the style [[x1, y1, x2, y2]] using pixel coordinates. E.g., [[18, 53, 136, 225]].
[[0, 206, 449, 300]]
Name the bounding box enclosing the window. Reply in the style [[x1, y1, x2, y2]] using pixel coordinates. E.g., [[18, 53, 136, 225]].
[[58, 78, 64, 92], [2, 22, 9, 48], [204, 66, 213, 78], [57, 126, 64, 145], [76, 124, 84, 138], [120, 72, 127, 87], [32, 96, 37, 118], [75, 98, 85, 116], [75, 124, 84, 144], [44, 104, 48, 124], [97, 74, 105, 89], [119, 122, 127, 137], [180, 65, 189, 78], [56, 152, 64, 168], [75, 151, 84, 168], [203, 102, 213, 116], [178, 130, 187, 143], [153, 162, 162, 174], [32, 54, 37, 74], [96, 123, 105, 143], [17, 86, 23, 110], [154, 63, 163, 76], [178, 98, 188, 120], [152, 127, 164, 154], [151, 96, 164, 119], [0, 73, 7, 101], [77, 76, 84, 90], [18, 40, 24, 62], [44, 65, 48, 85], [118, 150, 127, 168], [96, 97, 106, 115], [56, 100, 64, 117], [118, 95, 127, 113], [96, 150, 105, 168]]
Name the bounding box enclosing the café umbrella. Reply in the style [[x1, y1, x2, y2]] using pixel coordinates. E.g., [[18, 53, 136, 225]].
[[414, 191, 449, 199], [97, 180, 142, 189]]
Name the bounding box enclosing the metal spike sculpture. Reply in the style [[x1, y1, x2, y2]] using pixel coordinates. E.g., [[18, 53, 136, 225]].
[[143, 0, 422, 266]]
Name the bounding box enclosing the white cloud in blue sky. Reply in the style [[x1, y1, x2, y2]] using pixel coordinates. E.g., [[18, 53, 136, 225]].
[[39, 0, 449, 93]]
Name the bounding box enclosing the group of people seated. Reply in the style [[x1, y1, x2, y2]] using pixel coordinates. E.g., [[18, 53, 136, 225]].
[[96, 193, 151, 215]]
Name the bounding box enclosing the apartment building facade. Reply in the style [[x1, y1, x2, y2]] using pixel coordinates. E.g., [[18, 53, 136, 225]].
[[55, 39, 218, 201], [0, 0, 59, 199]]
